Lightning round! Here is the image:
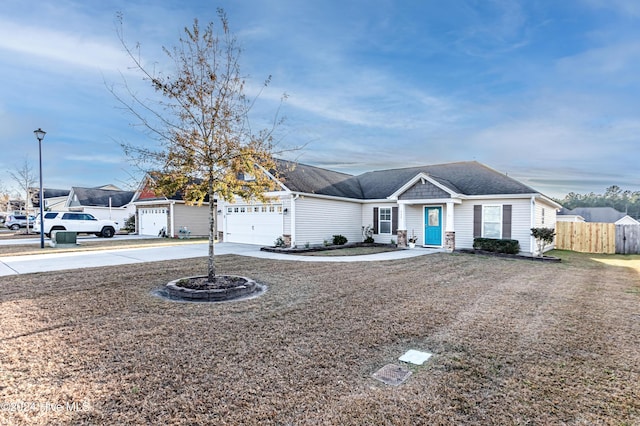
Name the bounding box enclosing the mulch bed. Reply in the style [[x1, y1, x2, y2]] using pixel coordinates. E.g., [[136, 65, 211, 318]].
[[261, 242, 397, 254], [0, 251, 638, 424]]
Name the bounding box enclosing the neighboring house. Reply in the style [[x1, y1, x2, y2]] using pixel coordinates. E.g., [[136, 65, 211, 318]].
[[132, 174, 213, 237], [31, 188, 71, 211], [216, 160, 562, 255], [556, 214, 585, 223], [558, 207, 639, 225], [63, 185, 136, 228]]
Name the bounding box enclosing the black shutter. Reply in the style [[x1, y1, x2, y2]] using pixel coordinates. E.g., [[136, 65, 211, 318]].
[[473, 205, 482, 238], [502, 205, 512, 239], [373, 207, 379, 235], [392, 207, 398, 235]]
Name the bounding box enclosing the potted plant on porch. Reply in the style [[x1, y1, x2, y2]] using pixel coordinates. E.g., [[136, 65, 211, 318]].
[[408, 230, 418, 249]]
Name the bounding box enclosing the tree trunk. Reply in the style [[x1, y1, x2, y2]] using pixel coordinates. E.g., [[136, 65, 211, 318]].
[[207, 184, 216, 282]]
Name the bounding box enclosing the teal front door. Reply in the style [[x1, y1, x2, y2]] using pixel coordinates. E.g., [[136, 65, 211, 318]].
[[425, 207, 442, 246]]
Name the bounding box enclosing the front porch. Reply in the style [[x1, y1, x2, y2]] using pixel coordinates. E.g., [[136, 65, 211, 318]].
[[395, 200, 460, 251]]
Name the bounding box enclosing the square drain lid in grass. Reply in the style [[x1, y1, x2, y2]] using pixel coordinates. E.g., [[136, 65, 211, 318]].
[[372, 364, 412, 386], [399, 349, 432, 365]]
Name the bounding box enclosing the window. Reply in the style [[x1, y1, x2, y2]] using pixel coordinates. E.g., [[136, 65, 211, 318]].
[[379, 208, 392, 234], [44, 212, 57, 219], [227, 207, 233, 213], [482, 205, 501, 239], [541, 208, 545, 225]]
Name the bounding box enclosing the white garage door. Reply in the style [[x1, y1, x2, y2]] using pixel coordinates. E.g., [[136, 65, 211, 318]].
[[225, 204, 283, 245], [139, 207, 168, 236]]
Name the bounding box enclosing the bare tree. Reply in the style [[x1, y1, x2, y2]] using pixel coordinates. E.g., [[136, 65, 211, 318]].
[[9, 159, 37, 233], [112, 9, 288, 281]]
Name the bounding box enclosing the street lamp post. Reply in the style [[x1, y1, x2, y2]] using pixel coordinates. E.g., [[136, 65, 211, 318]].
[[34, 128, 46, 249]]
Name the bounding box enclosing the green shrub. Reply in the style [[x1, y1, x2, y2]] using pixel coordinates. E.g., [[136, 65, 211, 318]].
[[332, 234, 348, 245], [473, 238, 520, 254], [123, 214, 136, 233], [531, 227, 555, 257], [274, 236, 286, 247], [364, 236, 375, 244]]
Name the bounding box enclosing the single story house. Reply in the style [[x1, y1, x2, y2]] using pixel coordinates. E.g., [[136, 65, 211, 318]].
[[557, 207, 639, 225], [132, 174, 212, 237], [217, 160, 562, 255], [63, 185, 136, 227]]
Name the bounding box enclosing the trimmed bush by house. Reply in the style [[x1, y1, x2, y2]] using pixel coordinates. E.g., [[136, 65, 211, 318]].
[[531, 227, 556, 257], [473, 237, 520, 254], [332, 234, 348, 245]]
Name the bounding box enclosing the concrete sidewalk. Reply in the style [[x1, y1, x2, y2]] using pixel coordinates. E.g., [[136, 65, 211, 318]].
[[0, 242, 440, 276]]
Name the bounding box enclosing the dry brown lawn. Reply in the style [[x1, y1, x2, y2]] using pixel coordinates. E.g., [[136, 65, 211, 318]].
[[1, 250, 639, 425]]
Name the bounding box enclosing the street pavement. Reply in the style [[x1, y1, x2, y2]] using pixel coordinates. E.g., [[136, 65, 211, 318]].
[[0, 238, 441, 276]]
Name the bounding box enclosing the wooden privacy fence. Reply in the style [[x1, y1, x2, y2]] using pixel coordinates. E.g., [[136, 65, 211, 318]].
[[555, 222, 640, 254], [616, 224, 640, 254]]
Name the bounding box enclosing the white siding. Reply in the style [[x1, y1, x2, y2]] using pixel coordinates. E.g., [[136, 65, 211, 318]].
[[534, 199, 558, 253], [361, 202, 398, 244], [405, 205, 424, 242], [282, 195, 292, 236], [455, 198, 533, 254], [79, 205, 135, 228], [295, 197, 362, 246]]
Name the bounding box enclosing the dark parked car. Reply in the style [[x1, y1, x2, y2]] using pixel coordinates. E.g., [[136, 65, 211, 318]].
[[4, 215, 35, 230]]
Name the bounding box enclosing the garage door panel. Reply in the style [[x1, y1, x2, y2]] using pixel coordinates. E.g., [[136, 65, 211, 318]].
[[225, 204, 283, 245], [139, 208, 168, 236]]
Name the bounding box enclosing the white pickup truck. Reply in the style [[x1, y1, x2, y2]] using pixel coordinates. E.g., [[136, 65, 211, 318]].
[[34, 212, 120, 238]]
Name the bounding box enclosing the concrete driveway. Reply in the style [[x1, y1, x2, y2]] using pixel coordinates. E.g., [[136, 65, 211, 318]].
[[0, 240, 440, 276]]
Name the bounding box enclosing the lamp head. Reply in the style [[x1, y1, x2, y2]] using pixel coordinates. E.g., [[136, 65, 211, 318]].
[[34, 128, 46, 141]]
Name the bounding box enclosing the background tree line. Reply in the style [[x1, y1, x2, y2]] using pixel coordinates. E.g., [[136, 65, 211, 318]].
[[555, 185, 640, 219]]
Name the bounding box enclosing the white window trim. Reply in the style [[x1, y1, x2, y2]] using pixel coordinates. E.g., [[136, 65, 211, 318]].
[[379, 207, 392, 235], [482, 205, 502, 239]]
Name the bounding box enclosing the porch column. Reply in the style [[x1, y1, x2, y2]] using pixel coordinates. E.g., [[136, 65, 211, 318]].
[[397, 202, 407, 248], [444, 201, 455, 252]]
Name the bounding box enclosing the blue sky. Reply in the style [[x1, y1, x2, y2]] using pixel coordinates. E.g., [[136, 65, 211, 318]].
[[1, 0, 639, 199]]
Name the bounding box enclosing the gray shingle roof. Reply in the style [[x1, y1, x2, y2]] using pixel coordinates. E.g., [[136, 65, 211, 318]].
[[71, 187, 135, 207], [275, 160, 538, 200], [559, 207, 627, 223], [274, 160, 364, 199]]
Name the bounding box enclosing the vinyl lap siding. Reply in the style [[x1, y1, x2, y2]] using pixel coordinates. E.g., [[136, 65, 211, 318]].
[[361, 203, 397, 244], [295, 197, 362, 246], [174, 204, 210, 237], [535, 199, 558, 252], [455, 198, 533, 254]]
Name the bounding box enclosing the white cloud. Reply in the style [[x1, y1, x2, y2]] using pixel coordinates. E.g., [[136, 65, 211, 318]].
[[0, 19, 130, 74]]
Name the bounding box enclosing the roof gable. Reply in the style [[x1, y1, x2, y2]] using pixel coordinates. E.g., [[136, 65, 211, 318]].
[[392, 173, 455, 200]]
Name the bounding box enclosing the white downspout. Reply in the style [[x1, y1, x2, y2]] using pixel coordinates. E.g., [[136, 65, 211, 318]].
[[290, 194, 299, 247]]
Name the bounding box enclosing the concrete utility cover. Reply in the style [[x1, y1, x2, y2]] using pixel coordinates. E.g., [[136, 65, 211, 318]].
[[372, 364, 412, 386], [399, 349, 432, 365]]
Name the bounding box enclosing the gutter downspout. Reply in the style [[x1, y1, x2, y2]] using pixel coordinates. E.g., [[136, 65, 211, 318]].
[[290, 194, 299, 247]]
